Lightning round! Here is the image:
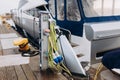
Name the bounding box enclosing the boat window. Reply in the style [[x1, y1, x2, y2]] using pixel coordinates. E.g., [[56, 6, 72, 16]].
[[82, 0, 120, 17], [57, 0, 64, 20], [25, 8, 39, 18], [36, 6, 46, 11], [24, 10, 32, 15], [23, 11, 29, 15], [49, 0, 55, 18], [66, 0, 81, 21]]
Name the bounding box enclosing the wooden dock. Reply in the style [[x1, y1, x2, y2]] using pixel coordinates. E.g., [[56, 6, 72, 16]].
[[0, 21, 68, 80], [0, 20, 120, 80]]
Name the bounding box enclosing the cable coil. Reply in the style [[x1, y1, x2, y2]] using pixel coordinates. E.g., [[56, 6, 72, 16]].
[[48, 20, 72, 76]]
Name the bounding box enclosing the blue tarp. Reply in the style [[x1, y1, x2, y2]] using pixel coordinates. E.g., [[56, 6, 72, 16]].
[[102, 48, 120, 69]]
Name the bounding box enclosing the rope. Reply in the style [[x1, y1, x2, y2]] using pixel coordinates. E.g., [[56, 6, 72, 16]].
[[93, 63, 103, 80], [48, 20, 72, 76]]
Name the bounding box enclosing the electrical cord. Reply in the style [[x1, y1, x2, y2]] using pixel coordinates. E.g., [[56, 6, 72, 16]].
[[22, 50, 39, 57], [93, 63, 103, 80], [48, 20, 72, 76]]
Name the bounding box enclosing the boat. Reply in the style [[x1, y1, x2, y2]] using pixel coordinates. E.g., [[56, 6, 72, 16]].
[[11, 0, 120, 76]]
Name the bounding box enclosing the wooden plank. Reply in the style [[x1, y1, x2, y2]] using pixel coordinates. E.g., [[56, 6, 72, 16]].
[[100, 70, 120, 80], [33, 70, 68, 80], [22, 64, 37, 80], [1, 38, 18, 50], [0, 54, 29, 67], [0, 29, 3, 55], [0, 67, 7, 80], [47, 71, 68, 80], [0, 22, 20, 36], [0, 24, 8, 33], [6, 66, 17, 80], [0, 41, 3, 55], [29, 56, 68, 80], [29, 56, 40, 71], [34, 71, 47, 80], [0, 33, 18, 39], [35, 69, 55, 80], [0, 51, 3, 55], [3, 49, 17, 55], [14, 65, 27, 80], [29, 56, 53, 80]]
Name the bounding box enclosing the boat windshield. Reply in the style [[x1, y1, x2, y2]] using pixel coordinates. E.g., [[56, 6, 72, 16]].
[[49, 0, 81, 21], [82, 0, 120, 17], [24, 6, 46, 18]]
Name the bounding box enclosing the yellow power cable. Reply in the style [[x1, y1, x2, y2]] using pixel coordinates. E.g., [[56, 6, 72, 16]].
[[48, 20, 71, 76], [94, 63, 103, 80]]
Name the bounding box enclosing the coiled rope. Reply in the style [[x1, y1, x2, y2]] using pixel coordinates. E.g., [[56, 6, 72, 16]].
[[48, 20, 72, 76]]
